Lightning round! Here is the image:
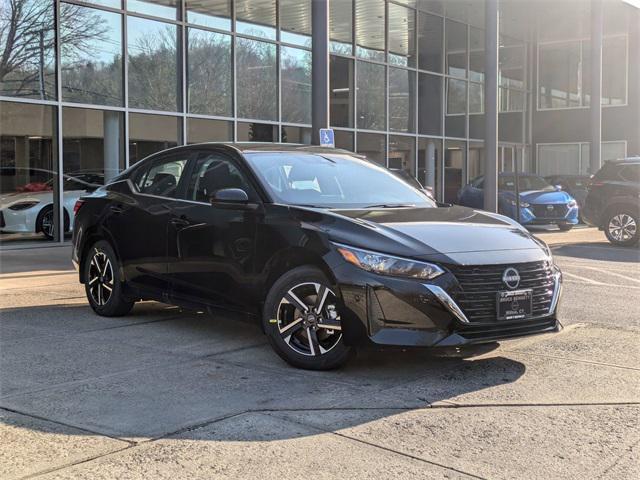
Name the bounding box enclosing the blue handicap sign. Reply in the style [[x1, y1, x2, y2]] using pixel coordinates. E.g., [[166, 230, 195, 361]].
[[319, 128, 335, 147]]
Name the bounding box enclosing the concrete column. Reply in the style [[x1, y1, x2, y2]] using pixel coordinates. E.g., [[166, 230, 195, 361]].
[[589, 0, 603, 174], [311, 0, 330, 145], [103, 111, 121, 182], [483, 0, 499, 212]]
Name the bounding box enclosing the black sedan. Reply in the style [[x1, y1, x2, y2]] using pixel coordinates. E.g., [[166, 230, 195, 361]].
[[72, 144, 562, 370]]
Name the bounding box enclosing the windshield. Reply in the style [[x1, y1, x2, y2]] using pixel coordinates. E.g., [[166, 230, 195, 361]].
[[245, 152, 435, 209], [499, 175, 554, 192]]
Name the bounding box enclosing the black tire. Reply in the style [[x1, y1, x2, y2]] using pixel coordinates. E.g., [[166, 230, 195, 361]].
[[36, 206, 55, 240], [604, 209, 639, 247], [83, 240, 135, 316], [558, 224, 573, 231], [263, 266, 353, 370], [37, 206, 70, 240]]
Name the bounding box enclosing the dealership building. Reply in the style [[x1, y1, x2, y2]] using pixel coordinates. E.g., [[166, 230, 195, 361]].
[[0, 0, 638, 244]]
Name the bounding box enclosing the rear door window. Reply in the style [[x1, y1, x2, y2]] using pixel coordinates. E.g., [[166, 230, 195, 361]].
[[618, 165, 640, 183], [134, 153, 190, 198]]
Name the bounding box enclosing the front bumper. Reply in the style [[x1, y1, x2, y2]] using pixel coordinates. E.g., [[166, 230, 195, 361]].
[[506, 203, 579, 226], [331, 259, 562, 348]]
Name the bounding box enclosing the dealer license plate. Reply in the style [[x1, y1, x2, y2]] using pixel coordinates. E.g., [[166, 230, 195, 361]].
[[497, 289, 532, 320]]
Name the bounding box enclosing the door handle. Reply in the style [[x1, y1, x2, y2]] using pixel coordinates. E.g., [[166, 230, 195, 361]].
[[110, 204, 124, 214], [170, 217, 190, 227]]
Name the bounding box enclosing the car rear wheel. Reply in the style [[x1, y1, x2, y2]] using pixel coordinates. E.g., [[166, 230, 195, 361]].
[[263, 266, 352, 370], [604, 210, 638, 247], [37, 206, 55, 240], [84, 240, 135, 316]]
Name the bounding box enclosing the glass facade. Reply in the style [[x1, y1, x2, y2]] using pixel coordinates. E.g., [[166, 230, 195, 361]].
[[0, 0, 635, 244]]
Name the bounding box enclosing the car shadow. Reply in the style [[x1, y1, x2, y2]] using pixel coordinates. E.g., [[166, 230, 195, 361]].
[[0, 302, 527, 442], [552, 242, 640, 263]]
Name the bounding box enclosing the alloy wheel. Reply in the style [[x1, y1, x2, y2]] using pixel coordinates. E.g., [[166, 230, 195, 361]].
[[276, 282, 342, 356], [88, 249, 114, 306], [608, 213, 637, 242], [41, 210, 55, 239]]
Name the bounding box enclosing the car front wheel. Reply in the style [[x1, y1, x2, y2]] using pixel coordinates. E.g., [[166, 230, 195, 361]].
[[84, 240, 135, 316], [604, 209, 638, 247], [263, 266, 353, 370]]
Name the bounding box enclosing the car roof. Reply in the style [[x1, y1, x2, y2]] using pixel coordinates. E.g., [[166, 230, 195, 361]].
[[188, 142, 360, 157], [606, 156, 640, 165]]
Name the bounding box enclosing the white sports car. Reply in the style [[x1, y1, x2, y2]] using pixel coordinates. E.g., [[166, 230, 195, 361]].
[[0, 173, 103, 239]]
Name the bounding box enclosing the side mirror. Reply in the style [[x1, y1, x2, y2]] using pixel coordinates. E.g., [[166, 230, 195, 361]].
[[554, 185, 563, 191], [211, 188, 249, 203], [210, 188, 260, 210]]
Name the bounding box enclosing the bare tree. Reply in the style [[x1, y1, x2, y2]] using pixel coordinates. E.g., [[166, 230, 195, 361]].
[[0, 0, 107, 99]]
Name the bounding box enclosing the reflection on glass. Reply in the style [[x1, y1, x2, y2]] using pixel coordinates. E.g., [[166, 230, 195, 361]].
[[187, 118, 232, 143], [0, 0, 56, 100], [356, 0, 385, 61], [468, 142, 484, 182], [388, 2, 416, 67], [128, 17, 180, 112], [388, 136, 416, 178], [84, 0, 121, 7], [280, 0, 312, 47], [334, 130, 354, 150], [445, 19, 467, 77], [127, 0, 178, 20], [129, 113, 181, 164], [356, 132, 386, 166], [469, 81, 483, 114], [281, 47, 312, 124], [62, 108, 123, 191], [235, 0, 277, 40], [538, 41, 580, 108], [281, 126, 312, 144], [357, 61, 385, 130], [601, 36, 627, 105], [418, 73, 441, 135], [499, 87, 524, 112], [186, 0, 232, 31], [499, 41, 524, 89], [0, 101, 57, 242], [417, 11, 442, 73], [446, 78, 466, 138], [236, 37, 277, 120], [330, 56, 354, 128], [469, 27, 484, 82], [187, 28, 232, 116], [237, 122, 277, 142], [389, 67, 415, 133], [418, 137, 441, 198], [444, 140, 465, 203], [61, 6, 122, 106], [330, 0, 353, 55]]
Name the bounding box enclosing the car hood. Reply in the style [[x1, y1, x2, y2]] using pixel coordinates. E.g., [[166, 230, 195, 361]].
[[295, 204, 549, 265], [501, 189, 574, 204], [0, 190, 51, 207]]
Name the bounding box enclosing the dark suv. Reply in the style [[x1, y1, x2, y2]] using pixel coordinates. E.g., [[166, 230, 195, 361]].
[[583, 157, 640, 246]]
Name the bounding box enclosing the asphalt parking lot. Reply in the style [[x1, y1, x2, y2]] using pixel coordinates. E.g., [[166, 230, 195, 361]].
[[0, 227, 638, 479]]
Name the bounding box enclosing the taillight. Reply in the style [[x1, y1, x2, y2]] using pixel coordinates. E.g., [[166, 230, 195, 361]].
[[73, 199, 85, 216]]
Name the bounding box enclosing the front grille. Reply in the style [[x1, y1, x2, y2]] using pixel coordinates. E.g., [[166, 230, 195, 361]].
[[530, 204, 568, 218], [447, 261, 555, 324]]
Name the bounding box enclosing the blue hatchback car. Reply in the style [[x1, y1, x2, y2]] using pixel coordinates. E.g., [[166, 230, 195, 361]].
[[457, 173, 580, 230]]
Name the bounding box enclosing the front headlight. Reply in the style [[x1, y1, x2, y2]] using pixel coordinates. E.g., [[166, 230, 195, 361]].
[[509, 199, 530, 208], [8, 201, 40, 211], [334, 243, 444, 280], [567, 200, 577, 208]]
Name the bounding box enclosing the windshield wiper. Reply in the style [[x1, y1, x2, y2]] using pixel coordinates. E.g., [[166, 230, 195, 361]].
[[364, 203, 416, 209]]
